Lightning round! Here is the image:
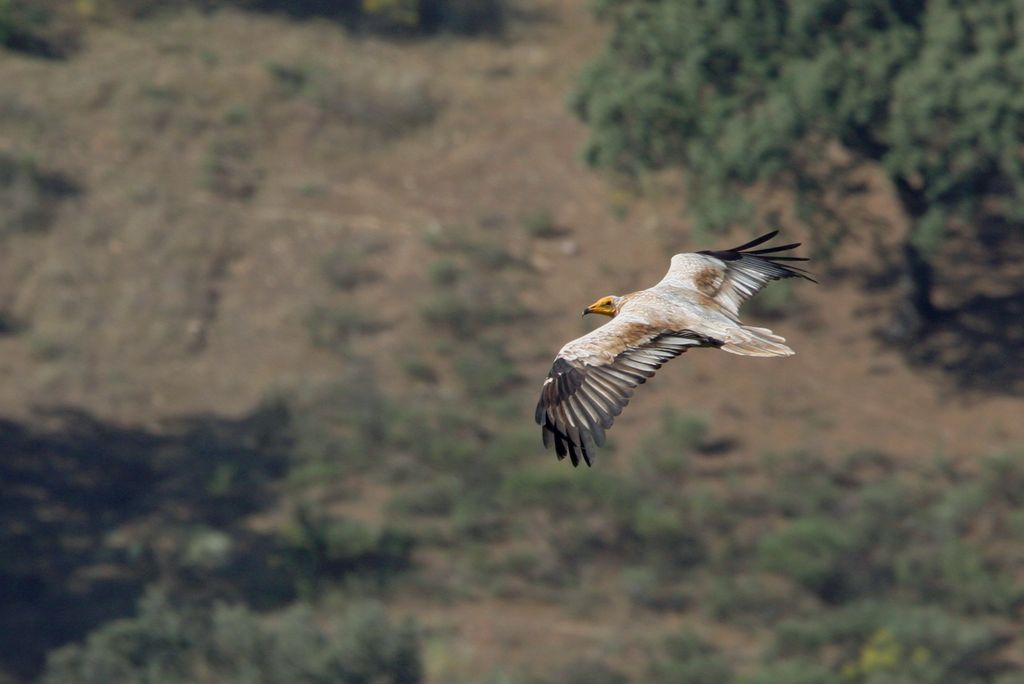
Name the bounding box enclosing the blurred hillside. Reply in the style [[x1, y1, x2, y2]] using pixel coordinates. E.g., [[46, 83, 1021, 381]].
[[3, 1, 1024, 683]]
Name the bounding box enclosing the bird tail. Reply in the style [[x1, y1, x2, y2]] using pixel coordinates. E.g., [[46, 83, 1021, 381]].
[[720, 325, 795, 357]]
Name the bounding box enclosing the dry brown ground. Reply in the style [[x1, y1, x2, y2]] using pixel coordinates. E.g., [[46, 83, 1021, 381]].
[[2, 2, 1020, 455], [2, 1, 1023, 680]]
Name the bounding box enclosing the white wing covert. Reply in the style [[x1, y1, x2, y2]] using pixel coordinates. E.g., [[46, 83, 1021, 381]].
[[658, 231, 815, 316]]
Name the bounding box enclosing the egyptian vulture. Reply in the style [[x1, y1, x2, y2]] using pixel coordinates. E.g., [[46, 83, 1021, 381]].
[[535, 231, 814, 467]]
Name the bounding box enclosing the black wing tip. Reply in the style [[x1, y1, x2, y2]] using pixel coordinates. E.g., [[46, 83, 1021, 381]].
[[710, 229, 779, 254], [537, 358, 606, 468], [769, 260, 818, 282], [748, 241, 802, 255], [773, 259, 818, 282], [699, 231, 799, 259], [699, 231, 817, 282], [540, 419, 596, 468]]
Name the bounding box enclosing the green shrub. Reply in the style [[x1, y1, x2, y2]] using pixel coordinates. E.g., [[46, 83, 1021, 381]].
[[0, 0, 16, 47], [631, 444, 692, 485], [320, 237, 388, 290], [842, 473, 1017, 611], [763, 450, 842, 517], [631, 409, 707, 488], [499, 465, 637, 519], [629, 500, 705, 569], [740, 661, 841, 684], [42, 590, 422, 684], [280, 507, 414, 594], [314, 600, 422, 684], [400, 353, 439, 383], [675, 484, 737, 535], [842, 478, 920, 552], [305, 304, 381, 350], [996, 676, 1024, 684], [749, 450, 1024, 617], [893, 539, 1019, 615], [42, 589, 195, 684], [421, 290, 520, 337], [200, 135, 261, 199], [521, 209, 561, 238], [453, 341, 521, 399], [621, 565, 690, 611], [479, 548, 569, 594], [657, 408, 708, 450], [428, 258, 461, 286], [449, 494, 507, 542], [758, 517, 854, 601], [287, 371, 397, 478], [382, 401, 486, 477], [707, 574, 809, 625], [387, 476, 460, 516], [0, 1, 59, 56], [980, 450, 1024, 507], [928, 481, 988, 535], [648, 630, 734, 684], [0, 153, 77, 235], [479, 428, 535, 470], [266, 61, 311, 97], [423, 222, 523, 270], [549, 658, 629, 684], [772, 603, 1007, 684], [361, 0, 504, 35]]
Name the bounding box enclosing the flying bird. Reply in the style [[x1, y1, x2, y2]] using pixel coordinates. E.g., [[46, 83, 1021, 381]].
[[535, 231, 814, 467]]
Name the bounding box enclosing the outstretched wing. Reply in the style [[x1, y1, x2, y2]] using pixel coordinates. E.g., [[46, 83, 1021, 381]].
[[656, 231, 815, 316], [535, 318, 717, 467]]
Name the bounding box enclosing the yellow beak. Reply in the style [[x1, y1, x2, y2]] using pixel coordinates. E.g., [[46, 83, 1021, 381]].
[[582, 303, 615, 317]]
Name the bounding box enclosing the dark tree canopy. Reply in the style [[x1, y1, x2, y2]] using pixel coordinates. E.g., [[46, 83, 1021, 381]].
[[572, 0, 1024, 277]]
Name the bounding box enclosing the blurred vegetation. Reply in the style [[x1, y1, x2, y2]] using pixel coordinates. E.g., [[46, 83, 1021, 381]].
[[357, 0, 505, 34], [0, 153, 78, 236], [280, 506, 415, 597], [647, 630, 733, 684], [41, 591, 421, 684], [573, 0, 1024, 339], [273, 210, 1024, 680], [265, 59, 441, 140], [3, 2, 1024, 683], [9, 205, 1024, 681], [8, 0, 506, 35], [0, 0, 64, 57]]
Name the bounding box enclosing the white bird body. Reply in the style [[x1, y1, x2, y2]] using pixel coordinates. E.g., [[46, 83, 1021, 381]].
[[536, 231, 815, 466]]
